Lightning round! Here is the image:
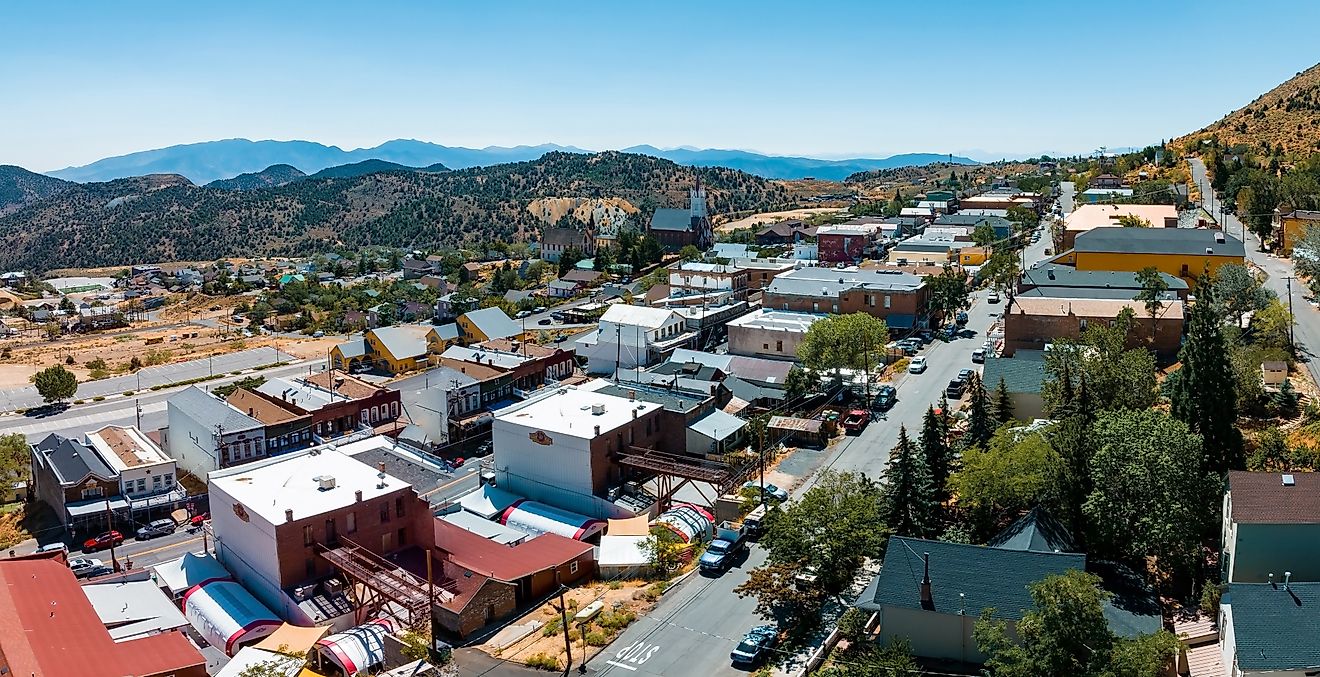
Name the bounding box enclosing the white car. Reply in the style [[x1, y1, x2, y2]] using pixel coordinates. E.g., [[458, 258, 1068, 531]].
[[908, 356, 928, 373], [69, 557, 106, 578], [987, 290, 1001, 303]]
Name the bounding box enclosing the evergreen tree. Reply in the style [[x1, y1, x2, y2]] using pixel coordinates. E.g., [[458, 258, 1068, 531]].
[[964, 374, 994, 449], [1171, 276, 1244, 472], [882, 426, 936, 538], [994, 376, 1014, 425], [919, 406, 952, 500]]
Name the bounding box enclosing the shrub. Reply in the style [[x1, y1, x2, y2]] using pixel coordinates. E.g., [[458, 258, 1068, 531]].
[[597, 609, 637, 632], [122, 390, 134, 396], [73, 399, 84, 405], [608, 581, 623, 590], [64, 355, 75, 365], [891, 357, 911, 374], [541, 615, 563, 636], [88, 369, 109, 380], [524, 653, 561, 671], [145, 349, 173, 366], [85, 358, 107, 371], [92, 396, 105, 402], [584, 631, 610, 646]]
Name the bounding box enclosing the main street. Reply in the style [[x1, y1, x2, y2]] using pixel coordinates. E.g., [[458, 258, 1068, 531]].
[[592, 226, 1056, 677], [1188, 158, 1320, 385]]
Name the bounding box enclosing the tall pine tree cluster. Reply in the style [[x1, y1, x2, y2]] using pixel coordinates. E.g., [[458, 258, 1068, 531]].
[[1171, 275, 1244, 472]]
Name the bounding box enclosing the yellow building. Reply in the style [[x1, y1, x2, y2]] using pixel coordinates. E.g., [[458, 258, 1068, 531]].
[[1275, 209, 1320, 255], [364, 325, 433, 373], [1069, 227, 1244, 285], [957, 246, 990, 267], [457, 307, 524, 345]]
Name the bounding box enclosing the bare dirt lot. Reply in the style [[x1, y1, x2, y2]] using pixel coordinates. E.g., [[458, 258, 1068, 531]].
[[715, 207, 847, 233]]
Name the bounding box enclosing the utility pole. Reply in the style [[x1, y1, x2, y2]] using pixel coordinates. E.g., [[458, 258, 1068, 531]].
[[135, 400, 142, 430], [104, 497, 117, 571], [759, 423, 767, 509], [1285, 276, 1297, 355], [554, 571, 573, 675]]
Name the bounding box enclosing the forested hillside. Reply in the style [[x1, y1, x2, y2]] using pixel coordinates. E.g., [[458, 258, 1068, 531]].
[[0, 152, 789, 271], [0, 165, 71, 215]]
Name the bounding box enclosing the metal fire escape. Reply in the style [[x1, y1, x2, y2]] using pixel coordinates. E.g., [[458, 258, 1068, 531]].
[[318, 537, 456, 631]]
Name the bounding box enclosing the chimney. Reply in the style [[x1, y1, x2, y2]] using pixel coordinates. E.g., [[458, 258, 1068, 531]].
[[1285, 571, 1293, 590], [355, 489, 363, 503], [248, 408, 254, 416], [919, 552, 934, 610], [285, 508, 293, 523], [593, 424, 601, 437], [1269, 572, 1276, 588], [377, 461, 387, 489], [1215, 231, 1225, 244]]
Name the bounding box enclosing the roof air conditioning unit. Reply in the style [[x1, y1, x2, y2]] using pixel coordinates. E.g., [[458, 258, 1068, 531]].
[[317, 475, 337, 491], [591, 403, 606, 415], [293, 585, 315, 601]]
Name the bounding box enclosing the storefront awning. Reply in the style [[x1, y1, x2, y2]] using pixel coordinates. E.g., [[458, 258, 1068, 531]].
[[66, 497, 130, 517]]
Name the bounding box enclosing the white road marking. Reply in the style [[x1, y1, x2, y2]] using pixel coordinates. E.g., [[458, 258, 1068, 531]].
[[604, 661, 638, 671]]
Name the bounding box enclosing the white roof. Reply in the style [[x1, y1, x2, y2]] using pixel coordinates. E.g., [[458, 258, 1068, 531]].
[[82, 579, 190, 641], [209, 443, 411, 524], [255, 377, 335, 410], [441, 510, 529, 545], [153, 551, 231, 596], [726, 308, 823, 333], [184, 579, 281, 656], [678, 261, 740, 273], [600, 304, 681, 329], [457, 485, 524, 520], [598, 534, 650, 568], [441, 344, 530, 370], [500, 500, 605, 540], [816, 224, 879, 236], [494, 380, 662, 440]]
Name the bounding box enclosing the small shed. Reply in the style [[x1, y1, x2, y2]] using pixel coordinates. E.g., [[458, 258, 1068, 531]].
[[1261, 361, 1288, 389], [768, 415, 831, 448]]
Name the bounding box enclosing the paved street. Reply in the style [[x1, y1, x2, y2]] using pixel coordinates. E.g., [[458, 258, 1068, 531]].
[[1189, 158, 1320, 385], [1059, 180, 1075, 215], [592, 227, 1056, 677], [0, 346, 298, 412]]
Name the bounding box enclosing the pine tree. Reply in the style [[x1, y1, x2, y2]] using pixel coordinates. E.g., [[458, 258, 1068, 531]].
[[882, 426, 936, 538], [919, 406, 951, 500], [1171, 276, 1244, 472], [964, 374, 994, 449], [994, 376, 1014, 425]]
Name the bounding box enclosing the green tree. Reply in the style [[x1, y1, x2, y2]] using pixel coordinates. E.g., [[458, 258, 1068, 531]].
[[1115, 214, 1152, 228], [31, 365, 77, 404], [736, 471, 886, 632], [919, 405, 952, 499], [950, 425, 1059, 531], [58, 296, 75, 312], [1213, 263, 1272, 327], [1249, 298, 1293, 351], [678, 244, 702, 262], [880, 426, 936, 538], [1042, 308, 1156, 414], [923, 264, 970, 326], [972, 223, 997, 246], [640, 528, 686, 575], [993, 376, 1014, 425], [975, 570, 1179, 677], [1084, 410, 1217, 573], [982, 248, 1020, 294], [1133, 266, 1169, 343], [0, 433, 31, 489], [797, 313, 889, 386], [1006, 204, 1040, 231], [1170, 276, 1243, 472], [963, 373, 994, 449], [557, 246, 584, 276]]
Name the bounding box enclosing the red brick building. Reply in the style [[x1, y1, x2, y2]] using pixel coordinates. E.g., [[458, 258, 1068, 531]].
[[816, 225, 879, 263], [250, 372, 403, 440], [1002, 297, 1184, 360], [762, 266, 930, 331]]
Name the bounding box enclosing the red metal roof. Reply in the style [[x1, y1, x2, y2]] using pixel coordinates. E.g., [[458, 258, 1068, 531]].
[[0, 557, 205, 676], [434, 518, 593, 582]]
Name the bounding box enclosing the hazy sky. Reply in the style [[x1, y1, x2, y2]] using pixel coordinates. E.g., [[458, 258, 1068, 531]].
[[3, 1, 1319, 171]]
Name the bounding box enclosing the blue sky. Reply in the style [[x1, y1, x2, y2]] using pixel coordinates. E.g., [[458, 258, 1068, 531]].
[[3, 0, 1319, 171]]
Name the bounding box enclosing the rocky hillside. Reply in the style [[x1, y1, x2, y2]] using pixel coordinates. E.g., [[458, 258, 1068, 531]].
[[0, 152, 790, 271], [206, 164, 307, 190], [1177, 62, 1320, 155], [0, 165, 71, 215]]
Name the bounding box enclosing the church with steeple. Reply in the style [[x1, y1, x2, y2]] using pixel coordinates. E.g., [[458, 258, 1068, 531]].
[[646, 178, 714, 251]]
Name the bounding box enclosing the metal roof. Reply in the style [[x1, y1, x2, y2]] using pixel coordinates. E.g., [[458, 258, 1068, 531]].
[[1022, 265, 1188, 290], [1074, 226, 1244, 257], [461, 307, 521, 340], [649, 208, 694, 231], [33, 434, 116, 486], [368, 324, 431, 359], [688, 409, 747, 441], [167, 386, 262, 434]]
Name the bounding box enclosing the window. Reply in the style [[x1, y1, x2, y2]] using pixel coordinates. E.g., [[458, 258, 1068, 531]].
[[763, 343, 769, 350], [866, 294, 875, 307], [136, 478, 146, 493], [884, 295, 892, 309], [776, 340, 783, 353], [832, 304, 839, 313], [325, 518, 337, 545], [812, 302, 819, 312], [570, 560, 579, 575], [398, 527, 407, 547], [305, 557, 316, 578], [390, 402, 399, 418], [1079, 318, 1088, 331], [346, 511, 357, 534], [380, 502, 391, 523], [163, 473, 173, 488], [152, 475, 162, 488], [395, 497, 405, 518], [303, 524, 314, 546], [81, 486, 103, 499]]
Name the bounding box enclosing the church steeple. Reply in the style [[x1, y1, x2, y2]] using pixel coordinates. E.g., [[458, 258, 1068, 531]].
[[689, 176, 707, 219]]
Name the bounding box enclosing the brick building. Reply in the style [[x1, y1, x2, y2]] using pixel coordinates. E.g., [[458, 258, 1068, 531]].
[[816, 224, 879, 263], [762, 266, 930, 331], [255, 371, 403, 439], [647, 181, 713, 251], [1002, 297, 1184, 360]]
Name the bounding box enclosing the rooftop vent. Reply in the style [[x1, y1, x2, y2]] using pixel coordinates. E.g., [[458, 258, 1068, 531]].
[[1206, 247, 1214, 255], [1215, 231, 1226, 244], [591, 403, 606, 415], [316, 475, 336, 491], [1047, 267, 1055, 280], [1283, 473, 1296, 486]]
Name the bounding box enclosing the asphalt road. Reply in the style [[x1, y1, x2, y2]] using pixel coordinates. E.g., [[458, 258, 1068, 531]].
[[0, 346, 298, 412], [1189, 157, 1320, 385], [1059, 180, 1076, 215], [590, 226, 1057, 677], [1, 360, 320, 442]]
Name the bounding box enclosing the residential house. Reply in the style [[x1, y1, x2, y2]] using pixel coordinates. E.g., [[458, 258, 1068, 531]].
[[666, 262, 749, 305], [981, 352, 1048, 421], [364, 324, 434, 374], [164, 385, 267, 477], [435, 292, 476, 322], [958, 192, 1040, 213], [576, 304, 694, 374], [726, 309, 822, 361], [0, 556, 206, 677], [763, 266, 930, 331], [401, 257, 431, 280], [1017, 265, 1189, 301], [78, 304, 126, 330], [755, 219, 811, 245], [541, 227, 595, 263], [1274, 208, 1320, 255], [458, 307, 523, 344], [399, 300, 433, 322], [493, 380, 667, 518], [900, 206, 934, 220], [561, 269, 604, 287], [1222, 471, 1320, 584], [685, 408, 747, 456], [1002, 297, 1184, 360], [1066, 226, 1245, 285], [1218, 582, 1320, 677], [663, 349, 795, 409], [1091, 173, 1123, 189], [647, 181, 713, 251], [817, 224, 881, 263], [1260, 361, 1287, 389], [1061, 204, 1180, 250], [548, 279, 580, 298], [0, 271, 27, 288]]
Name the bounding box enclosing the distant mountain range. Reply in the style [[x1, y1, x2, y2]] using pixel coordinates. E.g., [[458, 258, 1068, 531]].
[[49, 138, 977, 184]]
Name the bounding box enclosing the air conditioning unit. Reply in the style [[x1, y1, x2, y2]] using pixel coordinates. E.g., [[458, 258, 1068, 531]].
[[293, 585, 315, 601], [317, 475, 336, 491], [323, 578, 344, 594]]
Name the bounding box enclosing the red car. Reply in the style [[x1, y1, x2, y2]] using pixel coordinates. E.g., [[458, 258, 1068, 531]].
[[83, 530, 124, 552], [842, 410, 869, 435]]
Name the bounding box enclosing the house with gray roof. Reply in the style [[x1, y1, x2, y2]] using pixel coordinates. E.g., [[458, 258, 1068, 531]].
[[165, 386, 265, 477], [30, 433, 122, 528], [1018, 264, 1189, 301], [686, 409, 747, 456], [981, 351, 1048, 421], [1220, 582, 1320, 676], [458, 307, 523, 344]]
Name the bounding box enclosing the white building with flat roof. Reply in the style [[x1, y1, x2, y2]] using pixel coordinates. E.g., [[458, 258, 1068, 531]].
[[727, 309, 823, 361], [492, 380, 666, 518], [85, 425, 177, 501], [576, 305, 695, 374]]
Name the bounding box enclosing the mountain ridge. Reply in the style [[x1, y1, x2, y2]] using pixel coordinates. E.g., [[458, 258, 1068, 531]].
[[0, 165, 72, 215], [1175, 62, 1320, 155], [50, 138, 977, 184]]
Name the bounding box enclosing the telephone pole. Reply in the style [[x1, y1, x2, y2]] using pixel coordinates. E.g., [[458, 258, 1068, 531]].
[[1285, 276, 1297, 355]]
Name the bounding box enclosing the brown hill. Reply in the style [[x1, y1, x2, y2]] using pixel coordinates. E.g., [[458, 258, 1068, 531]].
[[0, 165, 71, 216], [0, 152, 790, 272], [1176, 62, 1320, 155]]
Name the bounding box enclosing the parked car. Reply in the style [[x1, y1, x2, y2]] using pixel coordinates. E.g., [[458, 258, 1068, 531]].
[[971, 348, 986, 364], [946, 378, 967, 399], [916, 329, 933, 344], [515, 310, 532, 319], [538, 318, 552, 325], [958, 368, 975, 382], [908, 357, 928, 373], [842, 409, 869, 435], [873, 385, 897, 410], [136, 518, 177, 541], [742, 481, 788, 503], [35, 542, 68, 555], [987, 290, 1001, 303], [83, 531, 124, 552], [534, 306, 547, 313], [69, 557, 108, 579], [730, 625, 779, 667]]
